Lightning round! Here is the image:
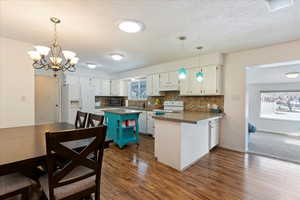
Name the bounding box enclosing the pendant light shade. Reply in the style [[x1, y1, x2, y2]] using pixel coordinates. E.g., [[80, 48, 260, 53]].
[[177, 67, 187, 80], [177, 36, 187, 80], [196, 72, 204, 82]]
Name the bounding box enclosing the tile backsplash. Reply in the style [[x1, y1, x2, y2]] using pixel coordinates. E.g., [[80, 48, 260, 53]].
[[148, 91, 224, 112], [96, 91, 224, 112]]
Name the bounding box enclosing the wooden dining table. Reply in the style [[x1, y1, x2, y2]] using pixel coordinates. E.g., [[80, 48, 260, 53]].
[[0, 122, 110, 176]]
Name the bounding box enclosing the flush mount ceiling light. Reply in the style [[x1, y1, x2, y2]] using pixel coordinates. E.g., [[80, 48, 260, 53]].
[[285, 72, 299, 79], [111, 53, 124, 61], [265, 0, 294, 12], [118, 20, 145, 33], [87, 63, 97, 69]]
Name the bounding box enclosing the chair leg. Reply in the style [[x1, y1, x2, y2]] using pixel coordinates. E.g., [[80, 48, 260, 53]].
[[21, 188, 30, 200]]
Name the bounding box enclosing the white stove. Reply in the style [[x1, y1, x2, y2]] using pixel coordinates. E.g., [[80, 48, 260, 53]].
[[163, 101, 184, 112]]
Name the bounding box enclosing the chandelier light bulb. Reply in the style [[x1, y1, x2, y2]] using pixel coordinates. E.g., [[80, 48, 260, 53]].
[[70, 57, 79, 65], [34, 45, 50, 56], [50, 57, 62, 64], [62, 50, 76, 60], [28, 51, 41, 61]]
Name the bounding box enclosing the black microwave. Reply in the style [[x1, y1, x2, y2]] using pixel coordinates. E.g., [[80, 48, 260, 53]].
[[108, 98, 125, 107]]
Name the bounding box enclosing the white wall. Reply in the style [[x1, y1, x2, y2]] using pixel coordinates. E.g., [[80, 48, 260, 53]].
[[248, 82, 300, 135], [112, 53, 224, 79], [0, 37, 35, 128], [222, 40, 300, 152]]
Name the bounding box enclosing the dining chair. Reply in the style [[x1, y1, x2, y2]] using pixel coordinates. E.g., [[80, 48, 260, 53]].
[[86, 113, 104, 128], [75, 111, 88, 128], [39, 126, 107, 200], [0, 173, 32, 200]]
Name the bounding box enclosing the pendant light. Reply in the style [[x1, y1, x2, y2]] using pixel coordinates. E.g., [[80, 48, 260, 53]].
[[177, 36, 187, 80], [195, 46, 204, 82]]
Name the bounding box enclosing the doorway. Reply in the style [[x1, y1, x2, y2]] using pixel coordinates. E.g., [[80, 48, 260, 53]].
[[245, 62, 300, 163], [35, 75, 60, 124]]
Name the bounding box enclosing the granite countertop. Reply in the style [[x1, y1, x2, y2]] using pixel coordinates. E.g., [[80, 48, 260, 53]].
[[96, 106, 157, 112], [152, 112, 224, 124], [102, 109, 142, 115]]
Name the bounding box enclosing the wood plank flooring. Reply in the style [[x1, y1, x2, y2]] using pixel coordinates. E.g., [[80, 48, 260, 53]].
[[100, 135, 300, 200]]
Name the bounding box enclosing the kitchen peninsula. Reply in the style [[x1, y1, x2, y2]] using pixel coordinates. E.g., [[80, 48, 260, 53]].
[[153, 112, 223, 171]]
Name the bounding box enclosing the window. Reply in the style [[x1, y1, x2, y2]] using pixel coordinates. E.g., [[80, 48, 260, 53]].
[[260, 91, 300, 121], [128, 79, 147, 100]]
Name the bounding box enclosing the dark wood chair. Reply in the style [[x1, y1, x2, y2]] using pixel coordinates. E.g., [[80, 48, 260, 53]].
[[75, 111, 88, 128], [86, 114, 104, 128], [39, 126, 107, 200], [0, 173, 32, 200]]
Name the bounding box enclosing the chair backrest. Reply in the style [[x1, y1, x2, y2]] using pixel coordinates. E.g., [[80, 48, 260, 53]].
[[75, 111, 88, 128], [45, 126, 107, 200], [87, 113, 104, 128]]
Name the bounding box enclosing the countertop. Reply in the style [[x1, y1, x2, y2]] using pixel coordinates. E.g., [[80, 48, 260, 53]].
[[96, 106, 158, 112], [102, 108, 142, 115], [152, 112, 224, 124]]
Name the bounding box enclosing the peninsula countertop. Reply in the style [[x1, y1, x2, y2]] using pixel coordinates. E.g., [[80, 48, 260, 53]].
[[152, 112, 224, 124]]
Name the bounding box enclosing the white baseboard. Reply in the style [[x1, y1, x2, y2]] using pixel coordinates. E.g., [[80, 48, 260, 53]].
[[258, 129, 300, 137]]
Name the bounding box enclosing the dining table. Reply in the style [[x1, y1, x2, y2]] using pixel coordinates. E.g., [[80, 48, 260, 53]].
[[0, 122, 110, 176]]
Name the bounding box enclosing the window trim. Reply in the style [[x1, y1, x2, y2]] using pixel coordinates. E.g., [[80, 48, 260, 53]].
[[128, 79, 147, 100]]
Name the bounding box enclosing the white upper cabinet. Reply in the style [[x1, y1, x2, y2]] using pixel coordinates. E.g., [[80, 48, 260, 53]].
[[102, 80, 111, 96], [92, 78, 111, 96], [110, 80, 128, 96], [159, 71, 179, 91], [119, 80, 128, 96], [110, 80, 120, 96], [179, 65, 223, 96], [147, 74, 162, 96]]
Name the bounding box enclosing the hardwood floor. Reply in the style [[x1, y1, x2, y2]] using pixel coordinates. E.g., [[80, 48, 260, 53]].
[[100, 135, 300, 200]]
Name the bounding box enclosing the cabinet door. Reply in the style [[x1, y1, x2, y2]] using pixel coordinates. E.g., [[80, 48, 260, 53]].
[[69, 84, 81, 100], [202, 66, 217, 95], [120, 80, 128, 96], [146, 112, 155, 135], [91, 78, 101, 96], [146, 76, 153, 96], [80, 77, 95, 113], [179, 72, 190, 95], [159, 72, 169, 90], [152, 74, 161, 96], [110, 80, 120, 96], [169, 71, 179, 87], [138, 111, 147, 133], [190, 67, 203, 95], [209, 120, 220, 149], [102, 80, 111, 96]]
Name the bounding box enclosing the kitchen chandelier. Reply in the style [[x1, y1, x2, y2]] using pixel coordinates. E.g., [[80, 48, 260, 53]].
[[28, 17, 79, 75]]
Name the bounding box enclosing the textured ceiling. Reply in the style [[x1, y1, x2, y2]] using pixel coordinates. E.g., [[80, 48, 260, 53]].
[[1, 0, 300, 73], [247, 64, 300, 84]]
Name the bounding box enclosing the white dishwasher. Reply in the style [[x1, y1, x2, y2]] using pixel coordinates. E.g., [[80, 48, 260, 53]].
[[209, 119, 220, 150]]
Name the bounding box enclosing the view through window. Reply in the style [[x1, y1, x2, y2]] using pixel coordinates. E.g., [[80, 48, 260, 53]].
[[260, 91, 300, 121], [128, 79, 147, 100]]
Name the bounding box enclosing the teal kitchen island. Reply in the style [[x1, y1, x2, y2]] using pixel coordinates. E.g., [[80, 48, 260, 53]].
[[104, 109, 141, 148]]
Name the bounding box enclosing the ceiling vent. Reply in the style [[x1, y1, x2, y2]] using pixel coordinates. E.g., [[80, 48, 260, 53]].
[[265, 0, 294, 12]]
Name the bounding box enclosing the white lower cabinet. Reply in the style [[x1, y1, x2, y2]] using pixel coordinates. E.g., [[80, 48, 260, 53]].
[[146, 112, 155, 136], [209, 119, 220, 150], [138, 111, 147, 133]]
